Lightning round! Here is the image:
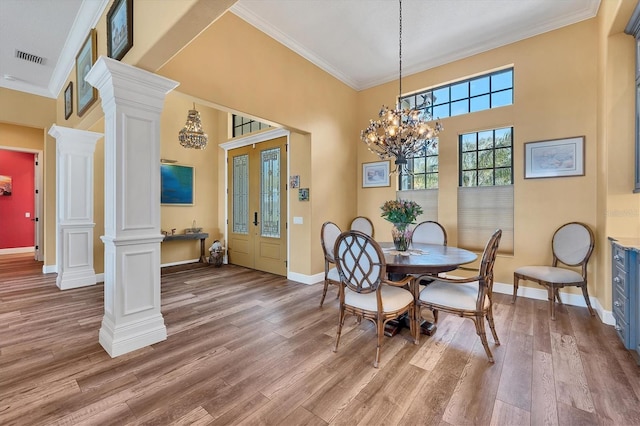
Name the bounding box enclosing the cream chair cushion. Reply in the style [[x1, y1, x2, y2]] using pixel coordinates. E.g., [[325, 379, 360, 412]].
[[419, 280, 489, 311], [344, 285, 413, 312], [514, 265, 582, 283]]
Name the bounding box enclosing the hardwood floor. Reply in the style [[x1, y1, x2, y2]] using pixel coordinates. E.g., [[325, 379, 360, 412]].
[[2, 253, 640, 425]]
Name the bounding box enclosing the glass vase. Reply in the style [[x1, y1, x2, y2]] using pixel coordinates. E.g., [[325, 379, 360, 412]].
[[391, 223, 413, 251]]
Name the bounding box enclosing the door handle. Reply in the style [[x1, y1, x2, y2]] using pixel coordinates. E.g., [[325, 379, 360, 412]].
[[253, 212, 259, 226]]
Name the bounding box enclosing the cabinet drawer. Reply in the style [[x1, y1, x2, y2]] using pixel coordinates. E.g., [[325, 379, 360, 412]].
[[613, 285, 629, 321], [614, 316, 630, 349], [613, 266, 627, 297], [612, 244, 627, 269]]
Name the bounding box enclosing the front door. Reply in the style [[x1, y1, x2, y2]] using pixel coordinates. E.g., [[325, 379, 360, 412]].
[[227, 136, 287, 276]]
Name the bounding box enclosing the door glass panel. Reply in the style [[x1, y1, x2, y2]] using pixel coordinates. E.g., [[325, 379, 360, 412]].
[[233, 154, 249, 234], [261, 147, 280, 238]]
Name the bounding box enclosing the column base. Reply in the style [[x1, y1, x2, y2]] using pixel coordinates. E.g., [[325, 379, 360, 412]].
[[56, 267, 97, 290], [99, 314, 167, 357]]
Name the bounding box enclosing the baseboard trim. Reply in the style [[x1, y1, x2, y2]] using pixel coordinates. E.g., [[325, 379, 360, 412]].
[[43, 264, 57, 274], [290, 271, 614, 326], [0, 247, 35, 255], [161, 258, 200, 268]]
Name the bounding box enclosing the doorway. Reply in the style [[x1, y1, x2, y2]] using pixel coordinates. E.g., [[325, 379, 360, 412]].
[[227, 135, 288, 276]]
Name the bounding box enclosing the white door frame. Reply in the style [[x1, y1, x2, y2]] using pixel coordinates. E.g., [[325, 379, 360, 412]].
[[220, 127, 290, 274]]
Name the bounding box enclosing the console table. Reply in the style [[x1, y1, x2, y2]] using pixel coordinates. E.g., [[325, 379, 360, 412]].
[[163, 232, 209, 263], [609, 237, 640, 363]]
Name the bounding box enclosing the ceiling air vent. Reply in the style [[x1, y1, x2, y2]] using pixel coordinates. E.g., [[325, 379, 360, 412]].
[[15, 50, 45, 65]]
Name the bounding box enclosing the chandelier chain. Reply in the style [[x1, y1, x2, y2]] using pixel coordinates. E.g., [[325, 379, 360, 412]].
[[360, 0, 442, 175], [399, 0, 402, 101]]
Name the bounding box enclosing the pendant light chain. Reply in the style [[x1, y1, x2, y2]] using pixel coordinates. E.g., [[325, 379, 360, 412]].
[[398, 0, 402, 104]]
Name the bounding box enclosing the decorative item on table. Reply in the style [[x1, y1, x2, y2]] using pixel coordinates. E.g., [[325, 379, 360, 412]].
[[208, 240, 225, 267], [380, 199, 423, 251], [185, 220, 202, 234]]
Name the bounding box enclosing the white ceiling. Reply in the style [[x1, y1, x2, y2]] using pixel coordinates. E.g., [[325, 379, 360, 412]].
[[0, 0, 600, 99]]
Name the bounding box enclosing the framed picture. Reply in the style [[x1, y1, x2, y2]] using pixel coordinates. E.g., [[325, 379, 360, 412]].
[[362, 160, 390, 188], [76, 29, 97, 117], [524, 136, 585, 179], [298, 188, 309, 201], [107, 0, 133, 61], [161, 164, 194, 205], [0, 175, 12, 196], [64, 82, 73, 120]]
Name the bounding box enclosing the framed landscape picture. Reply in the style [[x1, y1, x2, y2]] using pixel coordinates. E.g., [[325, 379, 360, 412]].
[[524, 136, 585, 179], [76, 29, 97, 116], [161, 164, 194, 205], [107, 0, 133, 61], [362, 161, 390, 188], [64, 82, 73, 119]]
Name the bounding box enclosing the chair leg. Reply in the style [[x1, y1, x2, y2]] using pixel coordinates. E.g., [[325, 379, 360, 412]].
[[554, 287, 563, 305], [319, 279, 329, 307], [512, 274, 519, 303], [374, 317, 384, 368], [486, 308, 500, 346], [432, 309, 439, 324], [581, 285, 596, 316], [547, 286, 556, 321], [414, 305, 421, 345], [333, 306, 346, 353], [474, 316, 495, 363]]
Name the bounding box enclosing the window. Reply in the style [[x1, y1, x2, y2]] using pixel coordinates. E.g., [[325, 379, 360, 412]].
[[232, 114, 271, 137], [458, 127, 514, 254], [400, 68, 513, 121], [398, 68, 513, 189], [399, 141, 439, 190], [624, 8, 640, 192], [459, 127, 513, 187]]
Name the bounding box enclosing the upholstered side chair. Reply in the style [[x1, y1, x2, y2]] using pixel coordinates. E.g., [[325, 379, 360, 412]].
[[513, 222, 595, 320], [416, 229, 502, 362], [333, 230, 417, 368], [412, 220, 447, 246], [350, 216, 374, 238], [319, 221, 342, 307]]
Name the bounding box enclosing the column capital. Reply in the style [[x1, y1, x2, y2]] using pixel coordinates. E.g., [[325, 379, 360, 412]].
[[85, 56, 179, 113]]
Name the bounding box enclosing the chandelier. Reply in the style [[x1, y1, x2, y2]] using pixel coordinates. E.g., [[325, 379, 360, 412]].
[[178, 104, 208, 149], [361, 0, 442, 175]]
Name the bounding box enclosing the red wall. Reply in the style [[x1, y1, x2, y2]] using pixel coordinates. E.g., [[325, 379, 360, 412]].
[[0, 150, 35, 249]]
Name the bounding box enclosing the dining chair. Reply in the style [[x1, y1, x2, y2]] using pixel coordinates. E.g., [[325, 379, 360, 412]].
[[412, 220, 447, 246], [333, 230, 417, 368], [513, 222, 595, 320], [319, 221, 342, 307], [415, 229, 502, 362], [350, 216, 374, 238]]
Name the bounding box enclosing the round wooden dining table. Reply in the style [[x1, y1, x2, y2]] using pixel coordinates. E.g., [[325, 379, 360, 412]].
[[381, 242, 478, 275], [379, 242, 478, 336]]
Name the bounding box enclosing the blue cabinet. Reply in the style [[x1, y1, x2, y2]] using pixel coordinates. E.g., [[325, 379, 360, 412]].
[[610, 238, 640, 358]]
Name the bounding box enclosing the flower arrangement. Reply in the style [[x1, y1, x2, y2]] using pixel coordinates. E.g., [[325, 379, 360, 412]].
[[381, 199, 423, 251], [380, 199, 424, 226]]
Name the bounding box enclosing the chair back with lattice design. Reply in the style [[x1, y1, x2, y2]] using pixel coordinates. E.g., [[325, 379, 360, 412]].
[[412, 221, 447, 245], [321, 221, 342, 263], [334, 231, 386, 294], [350, 216, 374, 237], [551, 223, 594, 276]]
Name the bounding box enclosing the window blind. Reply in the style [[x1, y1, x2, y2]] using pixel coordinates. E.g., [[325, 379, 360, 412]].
[[396, 189, 438, 223], [457, 185, 514, 254]]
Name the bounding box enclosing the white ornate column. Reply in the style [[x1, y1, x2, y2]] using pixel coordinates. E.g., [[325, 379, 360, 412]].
[[48, 125, 102, 290], [85, 56, 178, 357]]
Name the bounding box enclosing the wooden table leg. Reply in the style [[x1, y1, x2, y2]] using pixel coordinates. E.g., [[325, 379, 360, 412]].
[[199, 238, 206, 263]]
